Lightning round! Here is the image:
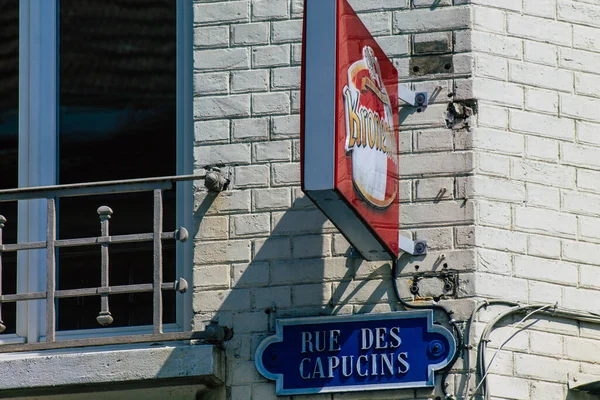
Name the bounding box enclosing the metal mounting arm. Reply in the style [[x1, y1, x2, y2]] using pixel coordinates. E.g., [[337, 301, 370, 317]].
[[399, 235, 427, 256], [398, 85, 428, 107]]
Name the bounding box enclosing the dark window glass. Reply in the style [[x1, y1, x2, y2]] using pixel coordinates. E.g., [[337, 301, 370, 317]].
[[58, 0, 176, 330], [0, 0, 19, 335]]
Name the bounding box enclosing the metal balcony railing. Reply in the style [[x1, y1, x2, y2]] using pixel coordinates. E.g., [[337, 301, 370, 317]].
[[0, 174, 230, 353]]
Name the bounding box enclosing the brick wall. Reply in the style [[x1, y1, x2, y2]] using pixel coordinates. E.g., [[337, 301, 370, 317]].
[[192, 0, 600, 399]]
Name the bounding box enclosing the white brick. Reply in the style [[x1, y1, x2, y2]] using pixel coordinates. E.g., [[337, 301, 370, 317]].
[[559, 48, 600, 75], [272, 209, 329, 235], [253, 237, 291, 260], [563, 191, 600, 216], [194, 288, 251, 313], [478, 198, 510, 227], [292, 235, 332, 258], [476, 54, 507, 80], [194, 48, 249, 71], [196, 216, 229, 240], [253, 141, 292, 162], [252, 0, 289, 20], [511, 110, 573, 140], [562, 143, 600, 170], [194, 1, 249, 24], [392, 6, 470, 33], [575, 72, 600, 99], [252, 45, 290, 68], [472, 227, 527, 253], [470, 0, 521, 11], [564, 336, 600, 364], [271, 67, 301, 90], [232, 262, 269, 287], [472, 79, 523, 107], [529, 280, 563, 305], [515, 207, 576, 237], [526, 136, 558, 162], [523, 41, 558, 66], [194, 72, 228, 95], [515, 353, 578, 383], [234, 165, 269, 188], [415, 177, 453, 200], [232, 23, 268, 45], [196, 190, 251, 214], [271, 163, 300, 186], [468, 175, 525, 203], [194, 240, 251, 264], [512, 159, 575, 188], [252, 287, 291, 309], [478, 248, 511, 275], [194, 95, 250, 119], [232, 214, 270, 236], [514, 255, 578, 285], [473, 128, 524, 156], [524, 0, 556, 19], [231, 70, 268, 93], [195, 143, 251, 166], [562, 239, 600, 265], [525, 88, 559, 114], [402, 152, 473, 176], [472, 31, 523, 59], [474, 6, 505, 33], [577, 121, 600, 147], [478, 153, 510, 177], [564, 286, 600, 313], [400, 201, 474, 226], [477, 103, 507, 129], [528, 234, 561, 259], [252, 92, 290, 115], [510, 62, 572, 92], [376, 36, 410, 57], [526, 184, 560, 210], [232, 118, 268, 140], [252, 188, 290, 211], [195, 120, 230, 143], [194, 26, 229, 48], [272, 115, 300, 138], [193, 265, 230, 289], [578, 169, 600, 193], [579, 263, 600, 289], [476, 273, 528, 302], [574, 24, 600, 52], [508, 14, 571, 46], [293, 283, 332, 307], [558, 0, 600, 29], [271, 20, 303, 43]]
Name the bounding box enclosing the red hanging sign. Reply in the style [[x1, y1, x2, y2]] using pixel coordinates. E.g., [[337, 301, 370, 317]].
[[301, 0, 400, 261]]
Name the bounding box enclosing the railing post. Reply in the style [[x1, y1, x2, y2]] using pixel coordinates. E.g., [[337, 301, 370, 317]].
[[153, 189, 163, 334], [0, 215, 6, 333], [96, 206, 114, 326], [46, 199, 56, 342]]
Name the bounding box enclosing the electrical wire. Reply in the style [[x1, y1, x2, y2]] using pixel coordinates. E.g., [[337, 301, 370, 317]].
[[469, 304, 552, 400], [391, 256, 462, 399]]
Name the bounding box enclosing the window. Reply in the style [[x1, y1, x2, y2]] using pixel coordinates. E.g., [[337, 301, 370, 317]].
[[0, 0, 193, 344]]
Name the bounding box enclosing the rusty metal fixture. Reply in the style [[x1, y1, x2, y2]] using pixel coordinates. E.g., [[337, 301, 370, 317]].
[[204, 168, 229, 192]]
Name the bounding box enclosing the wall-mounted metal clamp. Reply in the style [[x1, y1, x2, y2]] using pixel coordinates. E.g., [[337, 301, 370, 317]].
[[399, 235, 427, 256], [398, 85, 428, 107]]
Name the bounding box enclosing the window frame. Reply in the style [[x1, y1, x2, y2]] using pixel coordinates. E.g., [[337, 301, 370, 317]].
[[0, 0, 194, 345]]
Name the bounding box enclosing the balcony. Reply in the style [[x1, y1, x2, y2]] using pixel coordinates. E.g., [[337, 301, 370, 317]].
[[0, 174, 229, 398]]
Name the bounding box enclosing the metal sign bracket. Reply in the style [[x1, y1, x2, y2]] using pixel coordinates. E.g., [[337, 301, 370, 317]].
[[398, 85, 428, 107], [399, 235, 428, 256]]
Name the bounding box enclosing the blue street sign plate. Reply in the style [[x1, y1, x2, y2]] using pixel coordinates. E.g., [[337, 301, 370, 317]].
[[255, 311, 456, 395]]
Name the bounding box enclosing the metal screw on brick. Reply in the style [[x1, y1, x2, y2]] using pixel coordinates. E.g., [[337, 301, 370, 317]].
[[96, 206, 114, 327], [414, 241, 427, 255]]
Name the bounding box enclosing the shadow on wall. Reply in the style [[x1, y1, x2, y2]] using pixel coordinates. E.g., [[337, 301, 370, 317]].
[[190, 188, 401, 399]]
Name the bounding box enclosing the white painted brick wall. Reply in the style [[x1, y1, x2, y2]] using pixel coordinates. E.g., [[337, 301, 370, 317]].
[[191, 0, 600, 399]]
